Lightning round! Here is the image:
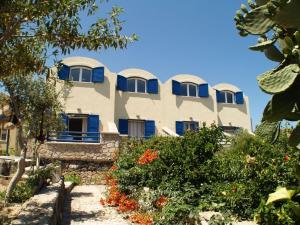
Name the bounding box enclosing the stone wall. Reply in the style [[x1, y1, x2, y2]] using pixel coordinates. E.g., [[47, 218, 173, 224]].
[[11, 179, 65, 225], [36, 133, 120, 163]]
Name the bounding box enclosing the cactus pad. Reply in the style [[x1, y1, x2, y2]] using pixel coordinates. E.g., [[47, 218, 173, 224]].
[[242, 5, 275, 35], [258, 64, 299, 94], [249, 39, 276, 51], [288, 123, 300, 148]]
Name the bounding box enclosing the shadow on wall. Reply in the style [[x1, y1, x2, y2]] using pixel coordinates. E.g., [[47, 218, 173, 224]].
[[62, 76, 111, 101], [217, 102, 248, 114], [175, 95, 215, 112]]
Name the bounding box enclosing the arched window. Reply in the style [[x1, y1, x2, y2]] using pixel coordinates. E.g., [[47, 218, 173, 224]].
[[69, 67, 92, 82], [181, 83, 197, 97], [127, 78, 146, 93], [219, 90, 234, 103]]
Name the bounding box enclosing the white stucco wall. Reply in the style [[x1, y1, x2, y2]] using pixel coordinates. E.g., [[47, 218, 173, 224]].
[[114, 68, 163, 133], [213, 83, 252, 131], [162, 74, 218, 132], [56, 56, 252, 136], [56, 57, 116, 133]]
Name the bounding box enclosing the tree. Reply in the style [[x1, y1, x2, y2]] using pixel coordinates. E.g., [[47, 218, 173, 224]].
[[0, 0, 137, 79], [0, 72, 64, 203], [0, 0, 137, 203]]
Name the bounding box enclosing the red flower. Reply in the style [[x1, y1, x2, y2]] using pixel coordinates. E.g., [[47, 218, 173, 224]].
[[284, 155, 290, 161], [110, 165, 118, 171], [155, 196, 168, 208], [137, 149, 159, 165], [130, 213, 153, 225]]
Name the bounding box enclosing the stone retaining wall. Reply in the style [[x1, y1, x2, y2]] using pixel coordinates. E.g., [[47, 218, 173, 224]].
[[11, 179, 65, 225], [36, 133, 120, 163]]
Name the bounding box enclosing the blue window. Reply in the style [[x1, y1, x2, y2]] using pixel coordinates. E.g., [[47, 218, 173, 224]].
[[69, 67, 92, 82], [127, 78, 146, 93], [127, 79, 135, 92], [137, 79, 146, 93], [181, 83, 197, 97], [70, 68, 80, 81], [82, 69, 92, 82], [181, 83, 188, 96]]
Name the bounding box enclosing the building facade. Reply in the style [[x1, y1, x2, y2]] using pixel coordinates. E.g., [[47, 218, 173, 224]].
[[48, 56, 252, 144]]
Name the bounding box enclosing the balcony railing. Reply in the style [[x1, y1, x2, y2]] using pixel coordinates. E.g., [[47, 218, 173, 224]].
[[47, 131, 100, 143]]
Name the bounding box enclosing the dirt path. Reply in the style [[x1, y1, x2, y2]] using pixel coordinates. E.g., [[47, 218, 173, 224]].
[[62, 185, 130, 225]]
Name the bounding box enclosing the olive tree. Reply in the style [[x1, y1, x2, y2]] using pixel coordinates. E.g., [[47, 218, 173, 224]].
[[0, 0, 137, 203]]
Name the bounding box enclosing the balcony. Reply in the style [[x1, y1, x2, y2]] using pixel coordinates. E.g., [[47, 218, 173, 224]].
[[47, 131, 100, 143]]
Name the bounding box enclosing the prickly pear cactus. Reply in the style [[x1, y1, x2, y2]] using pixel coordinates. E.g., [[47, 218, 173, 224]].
[[235, 0, 300, 147]]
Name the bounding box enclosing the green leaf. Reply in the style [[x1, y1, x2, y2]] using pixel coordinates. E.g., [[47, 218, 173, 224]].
[[258, 64, 299, 94], [289, 123, 300, 149], [249, 39, 276, 51], [266, 187, 295, 205]]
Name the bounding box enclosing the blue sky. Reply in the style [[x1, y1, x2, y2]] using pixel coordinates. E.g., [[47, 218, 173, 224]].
[[60, 0, 278, 129]]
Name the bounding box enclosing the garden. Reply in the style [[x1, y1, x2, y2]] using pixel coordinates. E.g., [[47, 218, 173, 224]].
[[100, 123, 300, 225]]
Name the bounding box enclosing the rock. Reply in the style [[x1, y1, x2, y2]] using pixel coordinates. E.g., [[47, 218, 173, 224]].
[[0, 159, 11, 176], [69, 164, 79, 169]]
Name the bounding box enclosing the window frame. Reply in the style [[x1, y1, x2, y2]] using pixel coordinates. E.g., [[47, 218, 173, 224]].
[[0, 128, 8, 142], [183, 121, 199, 132], [127, 77, 147, 93], [69, 66, 92, 83], [219, 90, 235, 104], [128, 119, 145, 139], [181, 82, 198, 97]]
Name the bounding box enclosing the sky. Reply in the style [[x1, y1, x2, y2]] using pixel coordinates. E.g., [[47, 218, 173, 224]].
[[59, 0, 279, 129]]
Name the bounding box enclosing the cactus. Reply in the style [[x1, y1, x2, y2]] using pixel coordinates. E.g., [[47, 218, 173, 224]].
[[235, 0, 300, 147], [258, 64, 299, 94]]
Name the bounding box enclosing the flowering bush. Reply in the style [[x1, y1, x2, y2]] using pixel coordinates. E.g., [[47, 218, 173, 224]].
[[101, 126, 299, 224], [137, 149, 159, 165]]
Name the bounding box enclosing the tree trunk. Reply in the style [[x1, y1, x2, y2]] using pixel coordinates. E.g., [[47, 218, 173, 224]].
[[4, 126, 27, 205], [4, 156, 25, 205]]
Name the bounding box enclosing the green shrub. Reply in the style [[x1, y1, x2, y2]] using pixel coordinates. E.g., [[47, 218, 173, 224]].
[[112, 127, 299, 224], [114, 125, 225, 224], [198, 131, 299, 220], [9, 166, 53, 203], [64, 172, 81, 185]]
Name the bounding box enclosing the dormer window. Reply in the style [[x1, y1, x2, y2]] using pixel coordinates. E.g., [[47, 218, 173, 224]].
[[218, 90, 234, 103], [69, 67, 92, 82], [181, 83, 197, 97], [127, 78, 146, 93]]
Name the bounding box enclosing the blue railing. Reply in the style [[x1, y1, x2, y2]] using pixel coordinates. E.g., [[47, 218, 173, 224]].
[[47, 131, 100, 143]]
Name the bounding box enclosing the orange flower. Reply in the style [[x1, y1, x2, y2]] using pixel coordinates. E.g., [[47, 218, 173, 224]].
[[130, 212, 153, 225], [284, 155, 290, 161], [155, 196, 168, 208], [110, 165, 118, 171], [137, 149, 159, 165]]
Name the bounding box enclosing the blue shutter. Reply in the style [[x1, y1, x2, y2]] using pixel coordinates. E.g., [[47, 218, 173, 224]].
[[172, 80, 181, 95], [87, 115, 100, 142], [92, 67, 104, 83], [117, 75, 127, 91], [147, 79, 158, 94], [145, 120, 155, 138], [235, 91, 244, 104], [58, 65, 70, 80], [119, 119, 128, 135], [176, 121, 184, 136], [198, 83, 209, 97]]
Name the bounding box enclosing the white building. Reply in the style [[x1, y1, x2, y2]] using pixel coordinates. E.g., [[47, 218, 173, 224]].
[[49, 56, 252, 143]]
